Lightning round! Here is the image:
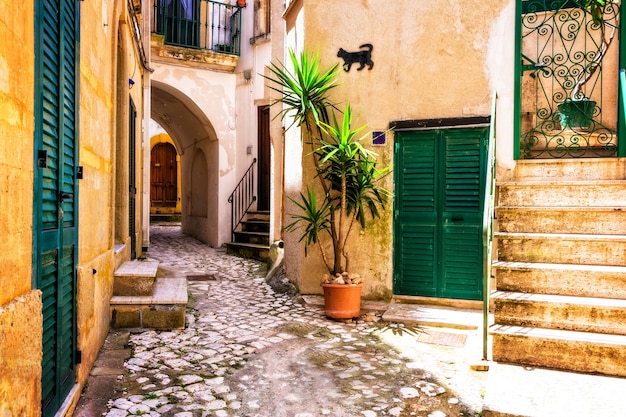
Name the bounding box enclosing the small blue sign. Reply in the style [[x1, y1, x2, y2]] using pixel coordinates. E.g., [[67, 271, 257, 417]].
[[372, 131, 386, 145]]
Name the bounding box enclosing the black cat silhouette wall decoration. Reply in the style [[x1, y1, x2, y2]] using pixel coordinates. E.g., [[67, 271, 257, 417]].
[[337, 44, 374, 72]]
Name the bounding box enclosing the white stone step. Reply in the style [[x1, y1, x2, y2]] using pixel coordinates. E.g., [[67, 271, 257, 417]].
[[496, 206, 626, 234], [494, 232, 626, 265], [497, 181, 626, 207], [492, 291, 626, 335], [113, 260, 159, 296], [513, 158, 626, 182], [110, 277, 187, 330], [490, 324, 626, 377], [493, 261, 626, 299]]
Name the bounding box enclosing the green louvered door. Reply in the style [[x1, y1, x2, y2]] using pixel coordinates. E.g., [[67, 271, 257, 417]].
[[394, 127, 487, 300], [34, 0, 80, 416]]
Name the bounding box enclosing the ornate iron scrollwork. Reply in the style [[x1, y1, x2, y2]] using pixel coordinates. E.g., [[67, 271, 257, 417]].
[[520, 0, 620, 158]]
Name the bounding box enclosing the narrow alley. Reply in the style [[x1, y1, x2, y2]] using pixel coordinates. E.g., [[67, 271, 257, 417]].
[[74, 224, 485, 417]]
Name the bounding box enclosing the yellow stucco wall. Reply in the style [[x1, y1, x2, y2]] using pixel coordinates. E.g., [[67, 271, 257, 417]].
[[0, 0, 34, 307], [0, 0, 147, 415], [281, 0, 512, 299], [74, 0, 146, 400], [0, 291, 43, 417], [0, 0, 41, 415]]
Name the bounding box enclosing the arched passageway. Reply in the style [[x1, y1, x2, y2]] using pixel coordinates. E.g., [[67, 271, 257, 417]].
[[150, 80, 222, 246]]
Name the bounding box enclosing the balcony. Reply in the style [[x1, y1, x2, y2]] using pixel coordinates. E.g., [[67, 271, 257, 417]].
[[151, 0, 242, 71]]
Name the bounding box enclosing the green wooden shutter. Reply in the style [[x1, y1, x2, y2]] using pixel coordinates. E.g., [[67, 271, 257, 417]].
[[393, 131, 438, 295], [440, 130, 485, 300], [34, 0, 80, 415], [394, 127, 486, 301]]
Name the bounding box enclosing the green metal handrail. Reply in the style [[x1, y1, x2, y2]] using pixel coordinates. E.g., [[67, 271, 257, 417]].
[[482, 90, 497, 361], [152, 0, 242, 55]]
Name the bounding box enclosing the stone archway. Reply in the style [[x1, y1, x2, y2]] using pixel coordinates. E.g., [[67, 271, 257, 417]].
[[150, 80, 220, 246]]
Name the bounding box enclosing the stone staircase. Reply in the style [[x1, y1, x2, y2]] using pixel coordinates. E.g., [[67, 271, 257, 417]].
[[110, 260, 187, 330], [224, 210, 270, 262], [490, 158, 626, 377]]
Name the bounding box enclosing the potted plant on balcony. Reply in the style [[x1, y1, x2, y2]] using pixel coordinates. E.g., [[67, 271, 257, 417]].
[[557, 0, 616, 130], [265, 50, 390, 319]]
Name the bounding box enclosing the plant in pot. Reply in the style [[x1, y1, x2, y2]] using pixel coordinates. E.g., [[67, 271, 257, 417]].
[[557, 0, 617, 130], [265, 50, 390, 319]]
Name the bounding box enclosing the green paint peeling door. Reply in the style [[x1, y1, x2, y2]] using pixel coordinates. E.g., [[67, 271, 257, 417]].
[[34, 0, 80, 415], [393, 127, 487, 301]]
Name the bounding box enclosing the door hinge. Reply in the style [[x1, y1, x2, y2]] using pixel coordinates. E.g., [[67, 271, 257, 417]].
[[76, 166, 83, 179], [75, 349, 82, 364]]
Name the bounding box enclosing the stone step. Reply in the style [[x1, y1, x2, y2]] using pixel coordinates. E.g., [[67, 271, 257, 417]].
[[494, 232, 626, 265], [493, 261, 626, 299], [233, 230, 270, 246], [490, 324, 626, 377], [224, 241, 269, 262], [110, 277, 187, 330], [497, 181, 626, 207], [241, 219, 270, 233], [150, 213, 181, 223], [513, 158, 626, 182], [492, 291, 626, 335], [113, 260, 159, 296], [496, 206, 626, 234], [246, 210, 270, 222]]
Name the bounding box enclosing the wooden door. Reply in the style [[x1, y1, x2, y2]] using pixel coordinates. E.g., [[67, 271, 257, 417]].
[[151, 143, 178, 207], [257, 106, 271, 211]]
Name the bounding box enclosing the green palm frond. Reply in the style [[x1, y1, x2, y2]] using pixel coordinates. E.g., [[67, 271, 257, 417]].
[[264, 49, 339, 129], [285, 187, 332, 254]]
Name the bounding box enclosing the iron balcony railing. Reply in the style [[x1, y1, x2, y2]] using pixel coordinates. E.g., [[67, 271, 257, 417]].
[[228, 158, 257, 241], [152, 0, 242, 55]]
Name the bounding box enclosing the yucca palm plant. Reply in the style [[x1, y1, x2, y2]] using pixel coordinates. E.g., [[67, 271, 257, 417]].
[[266, 50, 390, 277]]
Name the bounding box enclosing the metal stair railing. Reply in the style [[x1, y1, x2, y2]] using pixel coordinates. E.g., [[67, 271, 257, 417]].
[[619, 68, 626, 118], [228, 158, 257, 242], [482, 90, 497, 361]]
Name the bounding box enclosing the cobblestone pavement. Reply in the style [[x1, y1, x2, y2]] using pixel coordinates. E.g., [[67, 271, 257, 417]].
[[95, 224, 485, 417]]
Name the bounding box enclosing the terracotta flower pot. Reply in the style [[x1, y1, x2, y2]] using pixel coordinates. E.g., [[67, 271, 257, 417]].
[[321, 283, 362, 319], [237, 0, 246, 7]]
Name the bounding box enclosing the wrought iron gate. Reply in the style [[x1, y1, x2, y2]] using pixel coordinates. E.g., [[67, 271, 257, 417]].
[[517, 0, 622, 158]]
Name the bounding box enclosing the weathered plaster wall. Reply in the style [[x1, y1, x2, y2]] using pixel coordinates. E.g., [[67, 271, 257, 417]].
[[0, 291, 43, 417], [281, 0, 515, 299]]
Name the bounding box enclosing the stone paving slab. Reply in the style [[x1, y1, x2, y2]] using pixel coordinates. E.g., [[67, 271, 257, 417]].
[[483, 362, 626, 417], [383, 303, 483, 330]]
